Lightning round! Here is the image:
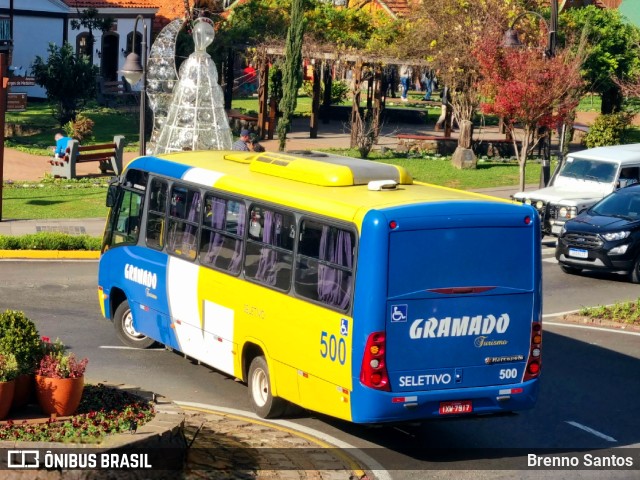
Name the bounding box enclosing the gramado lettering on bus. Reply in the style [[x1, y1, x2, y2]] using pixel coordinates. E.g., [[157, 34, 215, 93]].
[[409, 314, 510, 339], [124, 264, 158, 289]]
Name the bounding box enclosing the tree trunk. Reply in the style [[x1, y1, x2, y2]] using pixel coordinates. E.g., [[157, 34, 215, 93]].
[[601, 85, 623, 114], [458, 119, 473, 149], [518, 133, 531, 192]]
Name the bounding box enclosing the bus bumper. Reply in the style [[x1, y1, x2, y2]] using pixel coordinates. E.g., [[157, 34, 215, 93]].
[[349, 379, 539, 424]]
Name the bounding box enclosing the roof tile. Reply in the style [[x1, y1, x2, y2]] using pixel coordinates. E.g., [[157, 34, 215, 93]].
[[62, 0, 159, 8]]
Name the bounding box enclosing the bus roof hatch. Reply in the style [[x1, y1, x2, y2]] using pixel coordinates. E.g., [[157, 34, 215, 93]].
[[238, 151, 412, 187]]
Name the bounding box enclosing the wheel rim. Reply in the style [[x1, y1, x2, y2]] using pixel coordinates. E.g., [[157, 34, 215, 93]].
[[122, 309, 144, 339], [251, 368, 268, 408]]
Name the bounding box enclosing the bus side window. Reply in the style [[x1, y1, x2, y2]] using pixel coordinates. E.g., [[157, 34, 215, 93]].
[[244, 206, 294, 291], [167, 185, 201, 261], [295, 219, 354, 311], [199, 195, 246, 275], [146, 178, 167, 251]]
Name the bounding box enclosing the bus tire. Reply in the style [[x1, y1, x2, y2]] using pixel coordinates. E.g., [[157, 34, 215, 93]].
[[113, 300, 156, 349], [248, 356, 286, 419]]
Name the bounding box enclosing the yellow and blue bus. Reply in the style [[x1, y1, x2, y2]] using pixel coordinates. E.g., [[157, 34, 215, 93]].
[[98, 150, 542, 423]]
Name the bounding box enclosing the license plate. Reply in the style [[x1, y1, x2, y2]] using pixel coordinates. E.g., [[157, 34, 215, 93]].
[[551, 224, 562, 235], [439, 400, 473, 415], [569, 248, 588, 259]]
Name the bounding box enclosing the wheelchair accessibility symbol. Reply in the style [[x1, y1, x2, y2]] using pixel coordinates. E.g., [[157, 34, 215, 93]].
[[340, 319, 349, 336], [391, 305, 408, 323]]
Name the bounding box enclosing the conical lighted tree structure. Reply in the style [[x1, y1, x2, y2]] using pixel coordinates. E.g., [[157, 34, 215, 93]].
[[155, 18, 232, 153]]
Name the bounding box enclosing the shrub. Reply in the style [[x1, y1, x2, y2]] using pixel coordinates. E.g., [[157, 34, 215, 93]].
[[584, 112, 633, 148], [301, 79, 350, 104], [0, 310, 43, 375], [63, 113, 95, 142], [0, 352, 18, 382], [0, 233, 101, 251]]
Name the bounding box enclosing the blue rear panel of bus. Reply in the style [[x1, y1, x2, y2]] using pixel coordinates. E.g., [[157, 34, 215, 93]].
[[350, 200, 541, 423]]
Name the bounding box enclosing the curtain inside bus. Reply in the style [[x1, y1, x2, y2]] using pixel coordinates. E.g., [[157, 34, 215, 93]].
[[318, 226, 353, 310]]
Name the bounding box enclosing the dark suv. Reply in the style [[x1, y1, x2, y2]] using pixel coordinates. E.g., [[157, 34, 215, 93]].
[[556, 184, 640, 283]]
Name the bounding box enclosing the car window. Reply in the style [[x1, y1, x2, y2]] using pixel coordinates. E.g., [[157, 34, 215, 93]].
[[591, 190, 640, 218], [559, 158, 617, 183]]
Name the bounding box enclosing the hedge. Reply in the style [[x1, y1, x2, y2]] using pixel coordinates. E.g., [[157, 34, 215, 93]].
[[0, 233, 101, 251]]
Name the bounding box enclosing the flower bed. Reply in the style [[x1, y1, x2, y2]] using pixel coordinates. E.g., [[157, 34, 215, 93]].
[[0, 384, 155, 443]]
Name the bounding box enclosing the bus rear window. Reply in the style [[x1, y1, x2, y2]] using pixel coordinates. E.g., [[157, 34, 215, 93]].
[[388, 227, 533, 297]]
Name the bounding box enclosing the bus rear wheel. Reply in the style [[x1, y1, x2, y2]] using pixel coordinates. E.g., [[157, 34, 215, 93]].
[[248, 356, 286, 419], [113, 300, 155, 349]]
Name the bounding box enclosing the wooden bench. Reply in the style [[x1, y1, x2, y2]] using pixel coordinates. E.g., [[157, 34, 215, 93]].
[[227, 112, 259, 133], [397, 133, 441, 142], [97, 78, 138, 107], [50, 136, 125, 179]]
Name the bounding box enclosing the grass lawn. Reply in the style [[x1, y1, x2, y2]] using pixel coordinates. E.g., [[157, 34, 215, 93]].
[[0, 93, 616, 220], [1, 157, 543, 220], [6, 102, 141, 156], [372, 156, 542, 189], [2, 183, 109, 220]]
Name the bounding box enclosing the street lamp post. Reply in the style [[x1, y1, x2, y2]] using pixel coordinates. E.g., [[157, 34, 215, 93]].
[[503, 0, 558, 188], [120, 15, 147, 156]]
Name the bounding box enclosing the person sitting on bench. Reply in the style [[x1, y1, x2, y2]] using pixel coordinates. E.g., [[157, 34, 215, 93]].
[[53, 132, 72, 159]]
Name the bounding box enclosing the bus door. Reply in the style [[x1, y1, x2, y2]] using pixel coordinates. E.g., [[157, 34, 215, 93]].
[[383, 203, 540, 393]]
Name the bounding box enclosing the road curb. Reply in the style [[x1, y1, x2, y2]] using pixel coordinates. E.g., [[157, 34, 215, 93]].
[[178, 402, 383, 480]]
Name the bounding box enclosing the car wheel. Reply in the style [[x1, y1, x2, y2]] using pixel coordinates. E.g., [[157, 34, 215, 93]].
[[247, 356, 286, 419], [630, 256, 640, 284], [560, 264, 582, 275], [113, 300, 156, 349]]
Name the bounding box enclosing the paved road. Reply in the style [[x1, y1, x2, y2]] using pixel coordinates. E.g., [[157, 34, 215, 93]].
[[1, 256, 640, 478]]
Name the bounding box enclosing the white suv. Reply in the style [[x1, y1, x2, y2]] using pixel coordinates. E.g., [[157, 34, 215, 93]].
[[513, 144, 640, 236]]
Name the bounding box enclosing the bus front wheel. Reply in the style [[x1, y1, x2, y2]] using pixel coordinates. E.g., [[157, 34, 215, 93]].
[[113, 300, 156, 349], [248, 356, 286, 419]]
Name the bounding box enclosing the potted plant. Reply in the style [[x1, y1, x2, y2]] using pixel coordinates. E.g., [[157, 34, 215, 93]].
[[0, 351, 19, 419], [0, 310, 43, 408], [34, 338, 88, 416]]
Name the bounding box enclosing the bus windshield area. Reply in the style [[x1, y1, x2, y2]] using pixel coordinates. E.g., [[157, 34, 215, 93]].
[[105, 170, 147, 248], [558, 158, 617, 184]]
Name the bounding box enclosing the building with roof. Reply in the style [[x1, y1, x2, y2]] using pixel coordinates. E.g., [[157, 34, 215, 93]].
[[0, 0, 159, 98]]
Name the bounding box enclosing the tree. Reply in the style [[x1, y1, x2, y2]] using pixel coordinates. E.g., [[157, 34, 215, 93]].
[[277, 0, 306, 152], [392, 0, 520, 163], [476, 38, 585, 191], [561, 5, 640, 114], [32, 43, 99, 126]]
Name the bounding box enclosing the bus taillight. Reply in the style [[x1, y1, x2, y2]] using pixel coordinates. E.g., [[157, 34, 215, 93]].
[[524, 322, 542, 381], [360, 332, 390, 391]]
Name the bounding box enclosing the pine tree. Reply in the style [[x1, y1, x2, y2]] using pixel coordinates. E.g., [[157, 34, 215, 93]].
[[277, 0, 306, 152]]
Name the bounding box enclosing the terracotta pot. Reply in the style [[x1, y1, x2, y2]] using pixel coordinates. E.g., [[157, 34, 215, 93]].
[[12, 373, 34, 409], [34, 375, 84, 416], [0, 380, 16, 420]]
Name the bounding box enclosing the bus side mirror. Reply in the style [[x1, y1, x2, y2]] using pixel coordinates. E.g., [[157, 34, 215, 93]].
[[106, 185, 118, 207]]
